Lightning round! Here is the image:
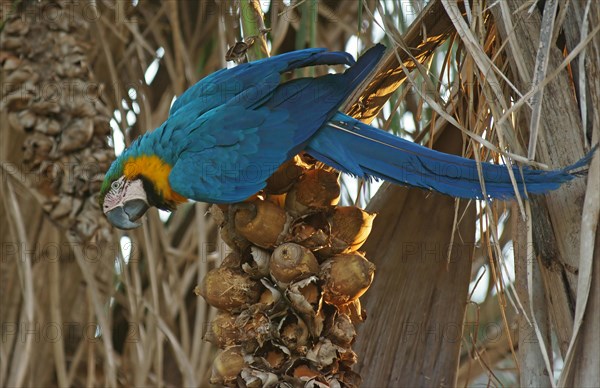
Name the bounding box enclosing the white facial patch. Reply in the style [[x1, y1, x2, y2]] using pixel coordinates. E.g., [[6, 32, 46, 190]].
[[103, 177, 147, 213]]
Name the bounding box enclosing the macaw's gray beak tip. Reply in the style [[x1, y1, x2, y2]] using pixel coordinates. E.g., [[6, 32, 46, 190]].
[[123, 199, 150, 222], [106, 206, 143, 230], [102, 178, 150, 230]]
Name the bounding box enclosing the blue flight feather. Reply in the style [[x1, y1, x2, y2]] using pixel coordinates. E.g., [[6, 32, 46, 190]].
[[307, 113, 595, 199]]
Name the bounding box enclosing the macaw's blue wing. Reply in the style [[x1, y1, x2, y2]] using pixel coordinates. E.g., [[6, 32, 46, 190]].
[[167, 45, 387, 203], [167, 105, 295, 203], [169, 48, 355, 117]]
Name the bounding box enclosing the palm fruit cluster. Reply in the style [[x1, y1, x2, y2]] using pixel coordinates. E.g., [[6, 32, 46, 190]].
[[1, 1, 113, 239], [195, 154, 377, 387]]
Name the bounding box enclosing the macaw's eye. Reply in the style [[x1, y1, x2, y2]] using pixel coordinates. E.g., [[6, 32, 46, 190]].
[[111, 180, 120, 190]]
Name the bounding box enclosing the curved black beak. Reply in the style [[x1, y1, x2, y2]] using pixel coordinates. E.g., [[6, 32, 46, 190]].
[[103, 178, 150, 230], [106, 206, 143, 230], [123, 199, 150, 222]]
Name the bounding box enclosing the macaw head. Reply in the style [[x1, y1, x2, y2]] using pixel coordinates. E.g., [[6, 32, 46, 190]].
[[99, 153, 186, 230]]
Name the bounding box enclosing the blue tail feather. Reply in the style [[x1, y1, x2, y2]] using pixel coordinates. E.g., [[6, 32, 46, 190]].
[[307, 112, 594, 199]]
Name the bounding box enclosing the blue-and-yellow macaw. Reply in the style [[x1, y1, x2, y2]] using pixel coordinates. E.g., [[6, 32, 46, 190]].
[[100, 44, 592, 229]]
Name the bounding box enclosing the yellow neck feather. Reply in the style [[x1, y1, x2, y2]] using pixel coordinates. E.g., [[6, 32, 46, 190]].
[[123, 155, 187, 205]]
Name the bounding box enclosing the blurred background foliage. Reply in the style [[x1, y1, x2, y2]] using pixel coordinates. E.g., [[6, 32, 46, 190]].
[[1, 0, 598, 387]]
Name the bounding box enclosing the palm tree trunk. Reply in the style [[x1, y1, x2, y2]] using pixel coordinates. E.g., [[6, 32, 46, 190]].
[[354, 120, 476, 386], [1, 1, 115, 386]]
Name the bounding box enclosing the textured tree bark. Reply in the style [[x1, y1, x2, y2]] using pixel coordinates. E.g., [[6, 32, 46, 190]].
[[491, 0, 590, 356], [561, 4, 600, 385], [355, 125, 476, 386], [514, 203, 552, 387], [491, 1, 600, 385], [570, 225, 600, 387]]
